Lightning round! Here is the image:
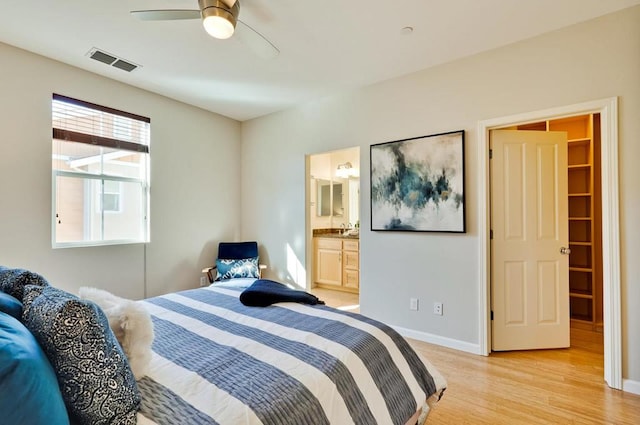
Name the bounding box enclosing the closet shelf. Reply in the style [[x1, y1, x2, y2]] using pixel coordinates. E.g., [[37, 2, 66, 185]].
[[568, 137, 591, 144], [570, 292, 593, 299], [569, 241, 592, 246], [569, 164, 591, 169], [570, 266, 593, 273]]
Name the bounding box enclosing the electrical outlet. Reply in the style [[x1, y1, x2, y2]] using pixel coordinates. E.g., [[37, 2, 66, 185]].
[[409, 298, 419, 311], [433, 302, 443, 316], [199, 276, 207, 287]]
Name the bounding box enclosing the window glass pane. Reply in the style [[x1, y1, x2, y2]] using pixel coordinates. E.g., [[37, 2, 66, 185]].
[[102, 149, 146, 179], [102, 193, 120, 212], [52, 139, 103, 175], [55, 175, 145, 244], [104, 180, 120, 192], [52, 140, 147, 178], [54, 175, 90, 243], [103, 181, 144, 240], [97, 180, 121, 212]]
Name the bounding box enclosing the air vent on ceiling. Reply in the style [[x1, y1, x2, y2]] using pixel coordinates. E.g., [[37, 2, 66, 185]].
[[87, 48, 140, 72], [112, 59, 138, 72]]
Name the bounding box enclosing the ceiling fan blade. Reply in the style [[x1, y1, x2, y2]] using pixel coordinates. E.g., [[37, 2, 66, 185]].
[[130, 10, 201, 21], [236, 20, 280, 59]]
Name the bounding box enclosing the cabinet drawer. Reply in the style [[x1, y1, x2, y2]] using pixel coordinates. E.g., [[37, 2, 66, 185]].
[[316, 238, 342, 250], [343, 250, 359, 270], [342, 240, 359, 251], [343, 269, 359, 289]]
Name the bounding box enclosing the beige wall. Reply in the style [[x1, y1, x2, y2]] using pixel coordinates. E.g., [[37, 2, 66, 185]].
[[0, 42, 241, 299], [240, 6, 640, 385]]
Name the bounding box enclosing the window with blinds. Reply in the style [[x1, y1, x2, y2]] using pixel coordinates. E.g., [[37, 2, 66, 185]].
[[52, 94, 150, 247]]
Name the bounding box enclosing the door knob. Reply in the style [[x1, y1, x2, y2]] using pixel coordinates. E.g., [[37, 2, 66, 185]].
[[560, 247, 571, 255]]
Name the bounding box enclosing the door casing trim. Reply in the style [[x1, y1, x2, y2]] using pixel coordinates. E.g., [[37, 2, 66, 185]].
[[477, 97, 621, 389]]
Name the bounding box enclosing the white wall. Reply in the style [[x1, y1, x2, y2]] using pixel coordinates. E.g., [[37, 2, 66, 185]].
[[0, 42, 241, 299], [241, 7, 640, 383]]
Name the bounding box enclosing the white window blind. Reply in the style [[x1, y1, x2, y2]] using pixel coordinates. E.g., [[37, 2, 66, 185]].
[[52, 94, 150, 247]]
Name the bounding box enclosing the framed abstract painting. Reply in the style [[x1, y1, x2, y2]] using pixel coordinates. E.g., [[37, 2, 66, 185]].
[[370, 130, 465, 232]]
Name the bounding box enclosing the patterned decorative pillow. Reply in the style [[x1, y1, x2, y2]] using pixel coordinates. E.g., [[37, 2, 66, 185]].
[[216, 257, 260, 281], [21, 285, 140, 425], [0, 265, 49, 301], [78, 286, 155, 379]]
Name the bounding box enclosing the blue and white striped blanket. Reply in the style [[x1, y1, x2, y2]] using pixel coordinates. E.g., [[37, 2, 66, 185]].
[[136, 285, 446, 425]]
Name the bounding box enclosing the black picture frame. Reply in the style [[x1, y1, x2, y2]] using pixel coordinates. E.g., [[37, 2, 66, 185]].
[[370, 130, 465, 232]]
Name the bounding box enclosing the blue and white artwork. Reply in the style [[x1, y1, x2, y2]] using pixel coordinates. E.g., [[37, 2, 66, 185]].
[[370, 130, 465, 232]]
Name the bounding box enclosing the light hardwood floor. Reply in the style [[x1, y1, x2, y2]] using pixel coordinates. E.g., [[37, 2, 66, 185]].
[[312, 287, 360, 312], [312, 288, 640, 424]]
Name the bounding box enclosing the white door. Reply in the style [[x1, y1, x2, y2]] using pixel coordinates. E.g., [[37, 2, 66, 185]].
[[491, 130, 570, 351]]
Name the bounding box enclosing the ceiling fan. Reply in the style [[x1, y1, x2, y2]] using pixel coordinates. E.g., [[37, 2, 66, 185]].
[[131, 0, 279, 59]]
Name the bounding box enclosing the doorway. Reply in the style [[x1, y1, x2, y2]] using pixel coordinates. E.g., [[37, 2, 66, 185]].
[[477, 98, 621, 389], [305, 147, 361, 304], [515, 115, 603, 332]]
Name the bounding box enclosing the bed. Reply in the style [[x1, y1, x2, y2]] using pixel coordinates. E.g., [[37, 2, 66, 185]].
[[135, 280, 447, 425], [1, 266, 445, 425]]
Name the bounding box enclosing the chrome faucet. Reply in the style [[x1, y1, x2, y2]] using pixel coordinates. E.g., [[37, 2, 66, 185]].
[[340, 223, 346, 234]]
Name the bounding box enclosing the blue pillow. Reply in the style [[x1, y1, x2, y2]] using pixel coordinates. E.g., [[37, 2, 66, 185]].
[[0, 265, 49, 301], [21, 285, 140, 425], [0, 312, 70, 425], [216, 257, 260, 280], [0, 292, 23, 319]]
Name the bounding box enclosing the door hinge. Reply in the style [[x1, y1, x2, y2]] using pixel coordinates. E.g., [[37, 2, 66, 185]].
[[491, 310, 494, 320], [490, 229, 493, 239], [489, 149, 493, 159]]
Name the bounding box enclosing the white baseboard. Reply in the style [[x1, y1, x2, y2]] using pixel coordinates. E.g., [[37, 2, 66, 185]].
[[392, 325, 482, 355], [623, 379, 640, 395]]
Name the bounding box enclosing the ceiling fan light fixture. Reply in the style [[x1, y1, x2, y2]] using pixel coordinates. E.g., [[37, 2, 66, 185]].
[[203, 15, 234, 39], [200, 0, 239, 39]]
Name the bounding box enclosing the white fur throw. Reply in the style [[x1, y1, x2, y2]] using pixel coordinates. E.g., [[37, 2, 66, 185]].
[[78, 287, 154, 379]]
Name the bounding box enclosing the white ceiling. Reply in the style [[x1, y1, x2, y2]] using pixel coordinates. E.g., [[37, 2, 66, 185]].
[[1, 0, 638, 121]]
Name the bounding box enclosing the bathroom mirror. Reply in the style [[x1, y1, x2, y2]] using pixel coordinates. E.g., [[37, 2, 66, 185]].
[[316, 179, 343, 217], [347, 178, 360, 226]]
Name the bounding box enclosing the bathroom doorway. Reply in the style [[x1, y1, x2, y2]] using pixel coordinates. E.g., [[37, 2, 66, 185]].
[[306, 147, 360, 307]]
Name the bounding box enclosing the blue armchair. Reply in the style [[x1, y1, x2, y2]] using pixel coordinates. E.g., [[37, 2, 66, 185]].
[[202, 241, 267, 283]]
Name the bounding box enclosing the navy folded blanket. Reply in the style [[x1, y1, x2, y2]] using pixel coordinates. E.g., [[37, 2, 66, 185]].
[[239, 279, 325, 307]]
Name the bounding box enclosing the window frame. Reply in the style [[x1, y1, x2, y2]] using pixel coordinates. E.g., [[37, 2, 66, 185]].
[[51, 94, 150, 249]]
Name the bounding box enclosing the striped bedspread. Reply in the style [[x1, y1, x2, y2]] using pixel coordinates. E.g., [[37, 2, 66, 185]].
[[136, 285, 446, 425]]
